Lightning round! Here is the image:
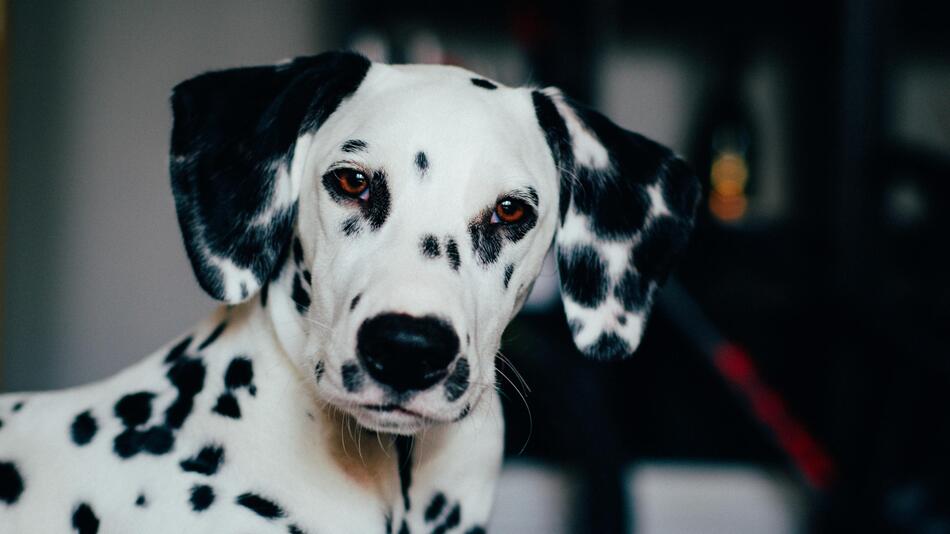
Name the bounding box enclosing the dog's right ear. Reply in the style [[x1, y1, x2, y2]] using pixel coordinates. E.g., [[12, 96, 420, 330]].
[[170, 52, 370, 303]]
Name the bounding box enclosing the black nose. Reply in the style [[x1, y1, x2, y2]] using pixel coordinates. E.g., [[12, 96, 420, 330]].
[[356, 313, 459, 393]]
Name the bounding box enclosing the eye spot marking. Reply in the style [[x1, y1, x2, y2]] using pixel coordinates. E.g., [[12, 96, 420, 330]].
[[341, 216, 362, 237], [340, 139, 367, 153], [135, 494, 147, 507], [503, 264, 514, 289], [445, 238, 461, 271], [415, 152, 429, 175], [617, 314, 627, 326], [421, 235, 441, 259], [471, 78, 497, 90]]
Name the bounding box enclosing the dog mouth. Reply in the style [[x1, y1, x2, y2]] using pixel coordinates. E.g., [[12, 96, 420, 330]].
[[360, 403, 423, 417]]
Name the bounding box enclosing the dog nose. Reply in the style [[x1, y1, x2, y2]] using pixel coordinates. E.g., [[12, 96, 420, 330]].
[[356, 314, 459, 392]]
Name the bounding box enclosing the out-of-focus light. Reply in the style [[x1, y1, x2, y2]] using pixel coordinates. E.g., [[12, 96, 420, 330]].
[[709, 150, 749, 222]]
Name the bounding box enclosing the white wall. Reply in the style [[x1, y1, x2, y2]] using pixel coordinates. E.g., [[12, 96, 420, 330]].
[[4, 0, 327, 391]]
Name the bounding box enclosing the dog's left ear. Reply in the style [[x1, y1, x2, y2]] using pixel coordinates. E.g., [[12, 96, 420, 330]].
[[170, 52, 371, 303], [532, 88, 701, 360]]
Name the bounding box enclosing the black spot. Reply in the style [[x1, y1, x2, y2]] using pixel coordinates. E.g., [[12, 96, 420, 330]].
[[341, 215, 362, 236], [113, 426, 174, 459], [236, 492, 286, 519], [350, 294, 362, 311], [0, 461, 24, 504], [341, 139, 367, 153], [364, 171, 391, 230], [190, 484, 215, 512], [421, 235, 441, 258], [398, 521, 410, 534], [395, 435, 414, 512], [557, 245, 608, 307], [341, 362, 364, 393], [471, 78, 497, 90], [465, 527, 486, 534], [213, 393, 241, 419], [444, 358, 470, 402], [415, 152, 429, 175], [111, 357, 201, 458], [444, 504, 461, 528], [240, 283, 249, 300], [11, 402, 23, 412], [165, 356, 207, 430], [0, 418, 4, 430], [114, 392, 155, 428], [469, 206, 537, 265], [525, 186, 539, 206], [617, 314, 627, 325], [225, 357, 254, 390], [180, 444, 224, 476], [70, 410, 98, 446], [633, 217, 691, 284], [260, 283, 270, 307], [292, 273, 311, 314], [615, 268, 649, 312], [431, 503, 461, 534], [292, 237, 304, 266], [198, 322, 227, 350], [503, 264, 514, 288], [161, 354, 193, 385], [314, 360, 326, 382], [585, 332, 632, 360], [72, 502, 99, 534], [445, 239, 461, 271], [135, 494, 147, 507], [425, 493, 446, 522], [385, 514, 393, 534], [288, 525, 306, 534]]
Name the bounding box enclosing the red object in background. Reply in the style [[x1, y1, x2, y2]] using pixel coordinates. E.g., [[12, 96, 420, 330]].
[[714, 343, 836, 491]]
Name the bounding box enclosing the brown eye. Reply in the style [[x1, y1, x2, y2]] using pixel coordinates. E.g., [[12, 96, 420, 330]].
[[494, 198, 526, 224], [335, 169, 368, 197]]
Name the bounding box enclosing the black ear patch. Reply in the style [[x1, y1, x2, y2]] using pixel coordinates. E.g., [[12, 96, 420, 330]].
[[170, 52, 371, 303], [533, 88, 700, 359]]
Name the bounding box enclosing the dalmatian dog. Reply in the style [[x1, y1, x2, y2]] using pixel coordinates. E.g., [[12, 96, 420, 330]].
[[0, 51, 699, 533]]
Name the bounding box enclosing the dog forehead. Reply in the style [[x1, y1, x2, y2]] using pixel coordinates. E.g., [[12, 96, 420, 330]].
[[335, 63, 538, 151]]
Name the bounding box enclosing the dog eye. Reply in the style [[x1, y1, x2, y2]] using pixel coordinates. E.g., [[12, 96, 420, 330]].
[[492, 198, 527, 224], [333, 168, 369, 199]]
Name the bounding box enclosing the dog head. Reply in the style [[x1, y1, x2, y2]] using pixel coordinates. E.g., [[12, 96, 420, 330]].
[[170, 52, 699, 434]]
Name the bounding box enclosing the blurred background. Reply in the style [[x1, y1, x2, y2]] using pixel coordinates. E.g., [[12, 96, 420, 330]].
[[2, 1, 949, 532]]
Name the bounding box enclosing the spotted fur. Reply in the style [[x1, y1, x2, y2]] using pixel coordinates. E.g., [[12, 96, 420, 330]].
[[0, 52, 695, 533]]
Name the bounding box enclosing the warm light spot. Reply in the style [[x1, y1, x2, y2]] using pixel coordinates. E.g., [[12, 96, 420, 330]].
[[709, 151, 749, 222]]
